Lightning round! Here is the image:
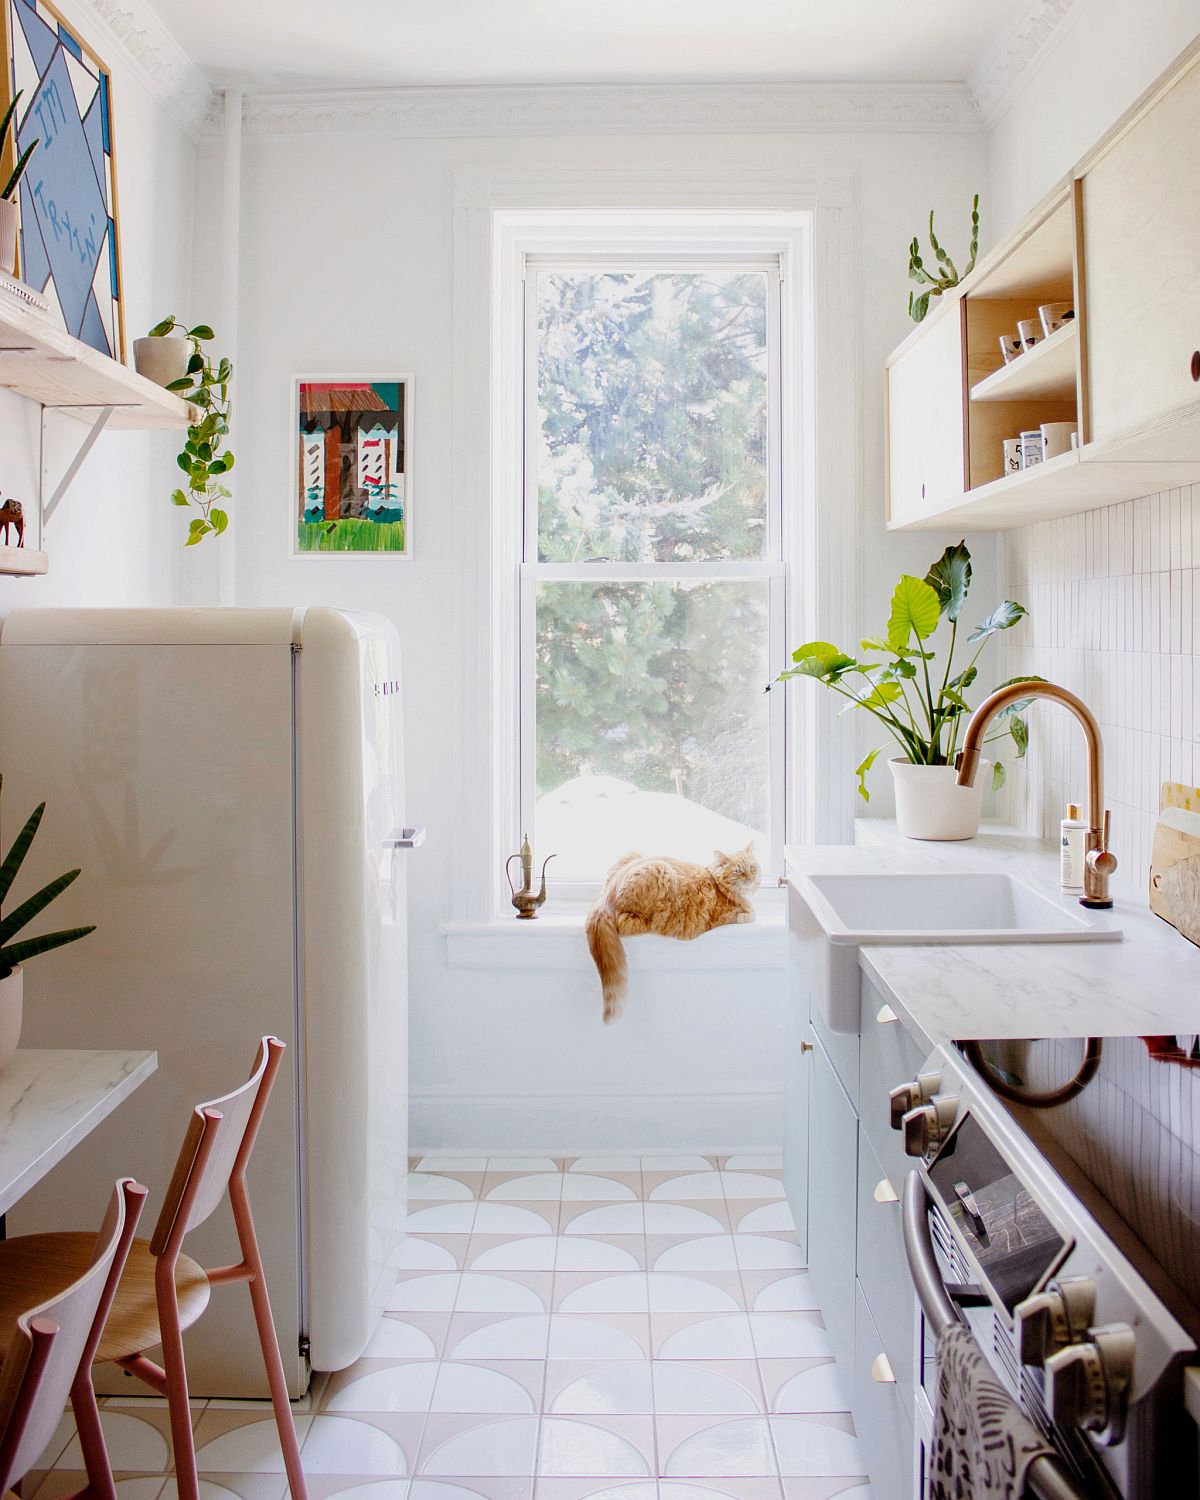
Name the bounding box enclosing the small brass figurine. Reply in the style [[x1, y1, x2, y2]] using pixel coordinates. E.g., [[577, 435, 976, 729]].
[[506, 832, 555, 919]]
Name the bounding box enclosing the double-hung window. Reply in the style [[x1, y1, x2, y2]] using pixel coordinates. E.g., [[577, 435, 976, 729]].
[[518, 235, 789, 894]]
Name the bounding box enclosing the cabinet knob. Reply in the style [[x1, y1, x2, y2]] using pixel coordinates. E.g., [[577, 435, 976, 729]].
[[799, 1040, 814, 1054], [1191, 350, 1200, 382], [870, 1352, 896, 1383], [873, 1177, 899, 1205]]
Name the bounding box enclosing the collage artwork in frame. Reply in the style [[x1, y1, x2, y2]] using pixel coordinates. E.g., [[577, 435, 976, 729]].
[[294, 377, 412, 555], [0, 0, 125, 360]]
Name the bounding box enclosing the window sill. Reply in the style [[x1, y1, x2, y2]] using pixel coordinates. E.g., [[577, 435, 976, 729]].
[[440, 912, 786, 972]]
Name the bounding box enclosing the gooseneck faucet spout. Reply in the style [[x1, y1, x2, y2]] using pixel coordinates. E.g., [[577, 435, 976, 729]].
[[956, 680, 1118, 910]]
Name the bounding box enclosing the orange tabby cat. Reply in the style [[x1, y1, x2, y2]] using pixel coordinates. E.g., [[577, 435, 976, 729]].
[[585, 845, 760, 1023]]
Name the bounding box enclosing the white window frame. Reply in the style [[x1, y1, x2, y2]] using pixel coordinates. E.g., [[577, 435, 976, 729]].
[[519, 245, 788, 900], [447, 171, 860, 937]]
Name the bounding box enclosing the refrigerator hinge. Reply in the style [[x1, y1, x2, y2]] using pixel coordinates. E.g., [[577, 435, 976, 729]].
[[298, 1334, 311, 1360]]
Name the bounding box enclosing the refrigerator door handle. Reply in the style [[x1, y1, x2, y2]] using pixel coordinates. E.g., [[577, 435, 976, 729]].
[[384, 826, 426, 849]]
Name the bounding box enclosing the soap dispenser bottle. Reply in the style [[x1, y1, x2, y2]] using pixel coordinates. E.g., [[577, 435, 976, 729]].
[[1060, 802, 1086, 891]]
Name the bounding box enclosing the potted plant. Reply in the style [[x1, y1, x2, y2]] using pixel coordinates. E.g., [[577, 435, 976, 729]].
[[0, 92, 39, 277], [138, 316, 234, 545], [776, 541, 1040, 840], [907, 193, 980, 323], [0, 777, 96, 1068]]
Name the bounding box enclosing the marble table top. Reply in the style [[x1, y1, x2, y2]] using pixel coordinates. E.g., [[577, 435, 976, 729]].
[[0, 1048, 157, 1217]]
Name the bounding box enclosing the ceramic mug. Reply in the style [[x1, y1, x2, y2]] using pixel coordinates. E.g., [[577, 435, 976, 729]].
[[1017, 318, 1041, 352], [1038, 301, 1075, 337], [1019, 430, 1044, 468], [999, 334, 1022, 365], [1041, 421, 1076, 459], [1003, 438, 1022, 473]]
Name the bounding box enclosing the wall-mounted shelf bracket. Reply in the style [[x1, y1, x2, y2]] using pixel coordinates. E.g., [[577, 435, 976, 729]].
[[40, 404, 120, 524]]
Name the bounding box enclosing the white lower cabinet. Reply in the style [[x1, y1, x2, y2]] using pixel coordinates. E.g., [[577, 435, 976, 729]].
[[853, 1280, 917, 1500], [806, 1034, 859, 1375], [792, 930, 922, 1497]]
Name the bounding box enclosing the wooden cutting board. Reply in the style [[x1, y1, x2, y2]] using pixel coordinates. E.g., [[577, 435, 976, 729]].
[[1149, 782, 1200, 947]]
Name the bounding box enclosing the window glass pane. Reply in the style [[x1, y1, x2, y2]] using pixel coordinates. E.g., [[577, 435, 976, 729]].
[[536, 270, 769, 563], [534, 579, 771, 879]]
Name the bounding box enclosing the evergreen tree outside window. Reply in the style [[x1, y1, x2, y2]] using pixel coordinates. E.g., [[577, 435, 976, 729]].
[[522, 256, 787, 885]]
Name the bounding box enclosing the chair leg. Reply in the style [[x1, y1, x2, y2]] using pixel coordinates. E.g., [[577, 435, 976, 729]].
[[231, 1186, 308, 1500], [68, 1373, 116, 1500], [156, 1267, 201, 1500]]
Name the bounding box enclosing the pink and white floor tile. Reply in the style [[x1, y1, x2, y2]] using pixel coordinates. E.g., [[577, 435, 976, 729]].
[[41, 1156, 870, 1500]]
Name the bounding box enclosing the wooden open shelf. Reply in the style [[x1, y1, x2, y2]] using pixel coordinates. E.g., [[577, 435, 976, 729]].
[[970, 320, 1078, 403], [0, 544, 47, 576], [0, 294, 195, 431]]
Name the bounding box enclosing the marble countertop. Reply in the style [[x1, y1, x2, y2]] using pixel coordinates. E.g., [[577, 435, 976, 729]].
[[0, 1048, 157, 1217], [784, 822, 1200, 1048]]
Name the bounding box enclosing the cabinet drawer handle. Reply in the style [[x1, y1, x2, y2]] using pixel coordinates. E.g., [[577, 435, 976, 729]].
[[874, 1177, 899, 1205], [800, 1040, 814, 1054], [876, 1003, 898, 1025], [871, 1352, 896, 1384], [1192, 350, 1200, 382]]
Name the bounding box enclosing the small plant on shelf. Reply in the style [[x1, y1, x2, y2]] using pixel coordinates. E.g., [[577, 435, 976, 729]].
[[0, 91, 38, 201], [774, 540, 1041, 801], [146, 315, 234, 546], [0, 776, 96, 978], [907, 193, 980, 323]]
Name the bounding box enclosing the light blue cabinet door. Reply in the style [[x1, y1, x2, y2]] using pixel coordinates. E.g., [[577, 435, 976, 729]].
[[806, 1036, 858, 1374]]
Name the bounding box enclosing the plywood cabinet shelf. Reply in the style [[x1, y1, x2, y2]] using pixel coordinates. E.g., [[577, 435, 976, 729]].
[[0, 295, 195, 431], [885, 37, 1200, 534], [970, 321, 1078, 404]]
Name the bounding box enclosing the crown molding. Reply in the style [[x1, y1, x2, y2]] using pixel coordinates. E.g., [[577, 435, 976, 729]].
[[61, 0, 213, 138], [969, 0, 1083, 125], [220, 80, 983, 141]]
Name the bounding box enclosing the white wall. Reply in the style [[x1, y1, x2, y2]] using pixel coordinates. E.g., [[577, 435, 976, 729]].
[[988, 0, 1197, 236], [0, 18, 196, 616], [226, 123, 990, 1149]]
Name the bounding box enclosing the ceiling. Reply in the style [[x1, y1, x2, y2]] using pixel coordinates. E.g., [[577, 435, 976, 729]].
[[146, 0, 1032, 93]]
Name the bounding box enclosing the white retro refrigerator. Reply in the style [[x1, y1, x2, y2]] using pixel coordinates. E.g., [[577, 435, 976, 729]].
[[0, 607, 414, 1396]]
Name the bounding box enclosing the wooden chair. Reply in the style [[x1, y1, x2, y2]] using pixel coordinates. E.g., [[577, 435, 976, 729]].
[[0, 1037, 308, 1500], [0, 1178, 146, 1500]]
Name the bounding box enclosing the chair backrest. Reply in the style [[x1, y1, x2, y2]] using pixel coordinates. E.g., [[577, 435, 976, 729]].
[[0, 1177, 147, 1491], [149, 1036, 285, 1259]]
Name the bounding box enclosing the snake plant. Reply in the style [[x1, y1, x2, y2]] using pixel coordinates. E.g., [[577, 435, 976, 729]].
[[0, 777, 95, 977], [0, 92, 39, 202]]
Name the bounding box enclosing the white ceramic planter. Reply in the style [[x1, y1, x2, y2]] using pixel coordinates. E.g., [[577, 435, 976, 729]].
[[890, 757, 990, 841], [0, 966, 23, 1070], [0, 197, 18, 277], [133, 335, 190, 388]]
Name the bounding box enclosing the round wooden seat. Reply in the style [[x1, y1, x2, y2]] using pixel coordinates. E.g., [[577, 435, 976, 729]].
[[0, 1234, 210, 1363]]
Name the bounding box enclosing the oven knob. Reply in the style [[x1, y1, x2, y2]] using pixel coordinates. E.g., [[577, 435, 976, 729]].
[[888, 1069, 943, 1130], [902, 1093, 958, 1157], [1044, 1323, 1136, 1445], [1014, 1277, 1097, 1367]]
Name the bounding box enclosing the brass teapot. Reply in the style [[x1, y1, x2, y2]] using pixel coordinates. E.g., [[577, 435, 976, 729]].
[[506, 833, 556, 919]]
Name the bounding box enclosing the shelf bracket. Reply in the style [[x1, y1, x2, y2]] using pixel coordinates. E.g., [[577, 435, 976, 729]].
[[40, 405, 116, 525]]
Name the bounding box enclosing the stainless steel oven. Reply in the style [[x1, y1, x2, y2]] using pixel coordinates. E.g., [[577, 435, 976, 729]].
[[893, 1045, 1197, 1499]]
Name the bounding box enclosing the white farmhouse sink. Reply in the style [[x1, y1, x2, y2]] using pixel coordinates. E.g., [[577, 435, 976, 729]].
[[791, 871, 1122, 1034]]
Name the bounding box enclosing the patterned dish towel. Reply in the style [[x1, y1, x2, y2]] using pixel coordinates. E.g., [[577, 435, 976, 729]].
[[930, 1323, 1056, 1500]]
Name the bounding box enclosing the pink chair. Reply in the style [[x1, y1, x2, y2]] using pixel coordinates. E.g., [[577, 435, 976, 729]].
[[0, 1037, 308, 1500], [0, 1177, 146, 1500]]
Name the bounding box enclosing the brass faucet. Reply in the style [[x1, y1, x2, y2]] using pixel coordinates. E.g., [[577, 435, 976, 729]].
[[956, 681, 1118, 909]]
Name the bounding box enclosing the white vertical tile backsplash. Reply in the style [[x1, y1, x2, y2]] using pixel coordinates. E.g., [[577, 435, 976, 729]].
[[1001, 483, 1200, 891]]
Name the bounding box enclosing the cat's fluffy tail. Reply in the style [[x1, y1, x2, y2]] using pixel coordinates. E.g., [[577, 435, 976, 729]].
[[585, 904, 628, 1023]]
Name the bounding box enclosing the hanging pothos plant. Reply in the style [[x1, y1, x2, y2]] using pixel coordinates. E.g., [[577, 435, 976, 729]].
[[147, 315, 234, 546]]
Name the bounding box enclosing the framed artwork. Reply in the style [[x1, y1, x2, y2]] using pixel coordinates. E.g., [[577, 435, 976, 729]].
[[293, 376, 412, 556], [0, 0, 125, 361]]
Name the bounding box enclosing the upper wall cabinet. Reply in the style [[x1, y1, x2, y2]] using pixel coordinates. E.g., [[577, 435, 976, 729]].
[[1083, 55, 1200, 459], [885, 41, 1200, 532]]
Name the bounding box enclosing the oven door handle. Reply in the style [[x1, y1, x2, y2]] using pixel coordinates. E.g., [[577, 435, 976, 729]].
[[901, 1171, 960, 1335], [902, 1172, 1094, 1500]]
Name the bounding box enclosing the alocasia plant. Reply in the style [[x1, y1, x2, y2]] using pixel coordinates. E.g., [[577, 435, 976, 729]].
[[775, 540, 1042, 801]]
